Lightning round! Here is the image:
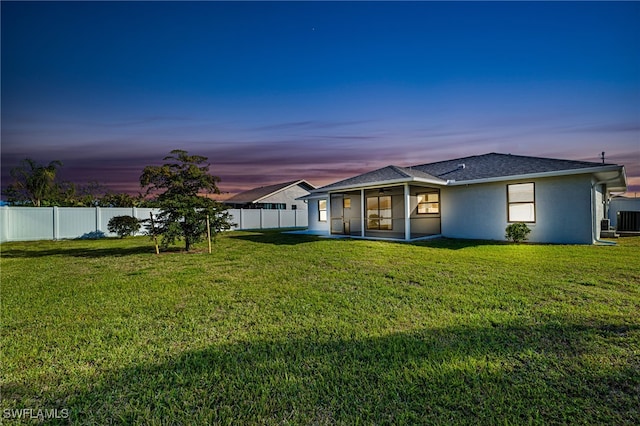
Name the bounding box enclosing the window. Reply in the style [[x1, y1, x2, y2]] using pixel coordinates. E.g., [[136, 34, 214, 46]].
[[367, 196, 392, 230], [291, 204, 297, 210], [260, 203, 286, 210], [507, 183, 535, 222], [318, 199, 327, 222], [417, 192, 439, 214], [343, 198, 351, 209]]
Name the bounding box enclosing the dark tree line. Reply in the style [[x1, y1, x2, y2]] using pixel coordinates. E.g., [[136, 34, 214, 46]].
[[4, 150, 234, 251], [3, 158, 153, 207]]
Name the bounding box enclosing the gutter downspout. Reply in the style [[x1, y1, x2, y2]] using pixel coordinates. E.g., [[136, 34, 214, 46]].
[[591, 171, 623, 245]]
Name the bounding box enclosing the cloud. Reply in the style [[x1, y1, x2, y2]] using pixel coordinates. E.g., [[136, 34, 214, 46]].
[[75, 115, 196, 128], [2, 117, 639, 197], [552, 122, 640, 134], [251, 120, 373, 132]]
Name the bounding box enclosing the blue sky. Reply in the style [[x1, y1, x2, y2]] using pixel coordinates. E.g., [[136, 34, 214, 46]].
[[2, 1, 639, 195]]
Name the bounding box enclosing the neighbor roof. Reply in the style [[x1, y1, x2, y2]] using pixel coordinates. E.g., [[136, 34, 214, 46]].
[[312, 153, 624, 193], [226, 180, 315, 204]]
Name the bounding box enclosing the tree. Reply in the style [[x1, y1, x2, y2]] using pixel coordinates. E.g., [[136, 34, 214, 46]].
[[54, 182, 144, 207], [107, 216, 141, 238], [99, 192, 143, 207], [140, 150, 233, 251], [54, 180, 108, 206], [5, 159, 63, 206]]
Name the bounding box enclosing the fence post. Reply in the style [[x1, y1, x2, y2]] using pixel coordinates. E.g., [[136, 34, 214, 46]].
[[131, 207, 138, 235], [260, 209, 263, 229], [0, 206, 8, 243], [96, 206, 101, 233], [53, 206, 59, 240], [239, 209, 243, 230]]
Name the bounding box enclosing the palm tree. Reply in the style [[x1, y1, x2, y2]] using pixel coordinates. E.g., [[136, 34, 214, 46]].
[[7, 159, 63, 206]]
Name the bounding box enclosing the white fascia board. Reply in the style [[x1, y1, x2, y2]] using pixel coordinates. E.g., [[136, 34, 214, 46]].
[[446, 165, 625, 186], [317, 177, 446, 194], [413, 177, 448, 186], [307, 164, 625, 194], [296, 193, 328, 201], [327, 178, 411, 193]]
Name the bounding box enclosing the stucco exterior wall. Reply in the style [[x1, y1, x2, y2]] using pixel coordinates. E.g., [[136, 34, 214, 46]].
[[306, 198, 329, 232], [441, 175, 594, 244], [595, 182, 606, 224], [306, 176, 599, 243], [260, 185, 311, 210]]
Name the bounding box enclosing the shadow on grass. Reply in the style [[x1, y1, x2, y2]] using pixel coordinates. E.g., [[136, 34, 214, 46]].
[[5, 318, 638, 424], [227, 230, 322, 246], [230, 230, 506, 250], [0, 245, 179, 258], [409, 237, 511, 250]]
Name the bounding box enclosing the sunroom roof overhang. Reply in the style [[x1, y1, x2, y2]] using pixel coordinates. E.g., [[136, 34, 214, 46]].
[[318, 176, 447, 194]]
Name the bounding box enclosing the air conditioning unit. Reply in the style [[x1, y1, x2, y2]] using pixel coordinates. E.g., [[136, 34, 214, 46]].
[[617, 211, 640, 232], [600, 218, 618, 238]]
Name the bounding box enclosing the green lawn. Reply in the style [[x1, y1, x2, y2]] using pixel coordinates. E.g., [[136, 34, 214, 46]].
[[1, 232, 639, 425]]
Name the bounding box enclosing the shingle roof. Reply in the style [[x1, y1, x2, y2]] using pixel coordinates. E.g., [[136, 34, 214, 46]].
[[314, 153, 618, 192], [413, 153, 612, 182], [318, 165, 445, 191], [226, 180, 315, 204]]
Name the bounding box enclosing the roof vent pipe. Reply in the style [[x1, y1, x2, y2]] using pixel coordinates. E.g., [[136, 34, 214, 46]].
[[458, 164, 466, 169]]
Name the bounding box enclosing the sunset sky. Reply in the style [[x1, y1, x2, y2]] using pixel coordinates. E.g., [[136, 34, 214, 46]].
[[2, 1, 639, 196]]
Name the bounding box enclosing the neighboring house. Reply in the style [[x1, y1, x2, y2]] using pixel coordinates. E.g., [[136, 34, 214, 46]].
[[301, 153, 627, 244], [609, 195, 640, 232], [225, 180, 315, 210]]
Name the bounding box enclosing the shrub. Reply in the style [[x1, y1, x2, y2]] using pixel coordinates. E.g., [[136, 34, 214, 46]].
[[77, 231, 106, 240], [505, 223, 531, 243], [107, 215, 141, 238]]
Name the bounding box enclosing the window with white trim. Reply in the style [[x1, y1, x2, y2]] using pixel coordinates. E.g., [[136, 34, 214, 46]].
[[507, 183, 535, 222], [318, 199, 327, 222]]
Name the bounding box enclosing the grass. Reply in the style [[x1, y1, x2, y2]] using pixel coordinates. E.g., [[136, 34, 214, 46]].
[[1, 232, 639, 425]]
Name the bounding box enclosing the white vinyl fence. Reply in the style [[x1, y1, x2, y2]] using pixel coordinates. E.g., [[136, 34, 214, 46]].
[[0, 207, 308, 243]]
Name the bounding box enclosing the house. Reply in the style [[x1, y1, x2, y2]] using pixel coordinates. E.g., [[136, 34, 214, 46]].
[[608, 195, 640, 233], [225, 180, 315, 211], [301, 153, 627, 244]]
